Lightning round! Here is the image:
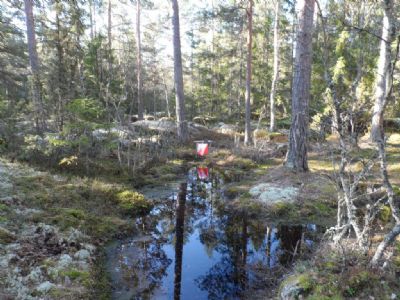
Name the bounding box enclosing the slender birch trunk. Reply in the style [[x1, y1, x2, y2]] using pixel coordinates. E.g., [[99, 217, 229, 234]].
[[244, 0, 253, 146], [285, 0, 315, 171]]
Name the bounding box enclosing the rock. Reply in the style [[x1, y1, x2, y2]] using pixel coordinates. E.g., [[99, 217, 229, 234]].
[[74, 249, 91, 261], [67, 228, 87, 244], [214, 123, 238, 135], [249, 183, 298, 205], [36, 281, 54, 294], [83, 243, 96, 254]]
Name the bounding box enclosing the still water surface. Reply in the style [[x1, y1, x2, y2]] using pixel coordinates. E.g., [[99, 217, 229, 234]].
[[106, 168, 321, 299]]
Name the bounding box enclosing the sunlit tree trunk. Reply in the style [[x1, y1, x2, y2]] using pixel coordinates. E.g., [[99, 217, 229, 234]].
[[89, 0, 94, 40], [285, 0, 315, 172], [370, 0, 398, 266], [137, 0, 144, 120], [171, 0, 189, 142], [24, 0, 45, 132], [244, 0, 253, 146], [269, 0, 280, 132], [370, 0, 395, 143]]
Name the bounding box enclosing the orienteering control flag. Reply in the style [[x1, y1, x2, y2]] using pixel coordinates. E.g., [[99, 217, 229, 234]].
[[196, 143, 209, 156]]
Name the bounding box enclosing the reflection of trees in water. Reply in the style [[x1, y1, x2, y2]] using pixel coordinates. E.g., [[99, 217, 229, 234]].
[[174, 183, 187, 300], [196, 203, 308, 299], [118, 239, 171, 298], [115, 168, 317, 299], [276, 225, 304, 266], [197, 211, 251, 299]]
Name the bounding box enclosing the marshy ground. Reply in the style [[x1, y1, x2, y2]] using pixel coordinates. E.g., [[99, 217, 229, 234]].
[[1, 126, 400, 299]]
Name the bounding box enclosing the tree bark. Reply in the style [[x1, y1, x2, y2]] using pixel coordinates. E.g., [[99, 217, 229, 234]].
[[285, 0, 315, 172], [24, 0, 45, 132], [269, 0, 280, 132], [137, 0, 144, 120], [370, 0, 395, 143], [370, 0, 399, 266], [89, 0, 94, 40], [55, 0, 66, 131], [244, 0, 253, 146], [171, 0, 189, 142], [162, 72, 171, 118], [106, 0, 112, 121]]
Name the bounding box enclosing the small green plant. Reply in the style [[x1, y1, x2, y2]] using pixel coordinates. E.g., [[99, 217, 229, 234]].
[[115, 190, 153, 216]]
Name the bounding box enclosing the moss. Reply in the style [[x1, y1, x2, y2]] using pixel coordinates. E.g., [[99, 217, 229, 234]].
[[379, 205, 392, 223], [298, 273, 314, 291], [393, 185, 400, 196], [279, 273, 314, 299], [47, 208, 87, 230], [344, 270, 379, 297], [61, 268, 90, 282], [89, 250, 112, 300], [312, 202, 334, 216], [85, 215, 129, 239], [224, 186, 241, 199], [219, 169, 245, 183], [115, 190, 153, 216], [270, 201, 296, 217], [0, 227, 15, 244], [0, 203, 9, 212]]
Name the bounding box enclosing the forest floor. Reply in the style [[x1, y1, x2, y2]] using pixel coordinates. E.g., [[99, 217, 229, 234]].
[[1, 124, 400, 299]]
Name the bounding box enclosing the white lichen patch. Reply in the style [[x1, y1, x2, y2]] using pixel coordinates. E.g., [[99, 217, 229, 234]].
[[0, 159, 95, 299], [249, 183, 298, 204]]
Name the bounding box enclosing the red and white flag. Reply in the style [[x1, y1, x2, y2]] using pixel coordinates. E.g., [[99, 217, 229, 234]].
[[196, 143, 209, 156]]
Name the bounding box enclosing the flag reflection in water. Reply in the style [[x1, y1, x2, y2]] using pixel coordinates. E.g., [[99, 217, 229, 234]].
[[197, 167, 209, 180]]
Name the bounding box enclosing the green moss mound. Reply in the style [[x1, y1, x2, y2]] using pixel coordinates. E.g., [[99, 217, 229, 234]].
[[115, 190, 153, 216]]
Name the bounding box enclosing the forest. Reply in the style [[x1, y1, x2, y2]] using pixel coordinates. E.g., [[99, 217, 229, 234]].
[[0, 0, 400, 299]]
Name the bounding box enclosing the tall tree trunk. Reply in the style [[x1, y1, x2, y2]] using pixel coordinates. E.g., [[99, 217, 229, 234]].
[[171, 0, 189, 142], [89, 0, 94, 40], [55, 1, 65, 131], [106, 0, 112, 120], [370, 0, 395, 143], [285, 0, 315, 172], [162, 72, 171, 118], [24, 0, 45, 132], [244, 0, 253, 146], [136, 0, 144, 120], [269, 0, 280, 132], [370, 0, 398, 266]]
